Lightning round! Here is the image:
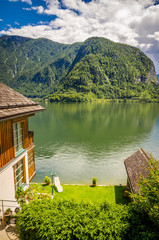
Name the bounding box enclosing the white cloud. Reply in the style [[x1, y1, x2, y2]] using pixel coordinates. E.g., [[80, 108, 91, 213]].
[[2, 0, 159, 72], [23, 7, 32, 11], [0, 19, 3, 22], [31, 6, 44, 14], [0, 25, 52, 39], [9, 0, 32, 5], [148, 32, 159, 41], [14, 21, 20, 25]]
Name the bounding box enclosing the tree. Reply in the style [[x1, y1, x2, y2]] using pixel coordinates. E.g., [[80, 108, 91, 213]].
[[130, 156, 159, 228]]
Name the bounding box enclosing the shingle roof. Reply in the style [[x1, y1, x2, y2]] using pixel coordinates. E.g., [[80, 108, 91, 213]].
[[0, 82, 45, 120], [124, 148, 150, 193]]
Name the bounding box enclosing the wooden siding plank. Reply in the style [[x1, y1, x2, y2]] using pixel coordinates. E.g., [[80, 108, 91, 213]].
[[0, 116, 30, 169], [28, 148, 35, 181]]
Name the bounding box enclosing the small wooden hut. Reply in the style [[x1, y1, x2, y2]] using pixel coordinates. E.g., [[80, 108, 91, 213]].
[[124, 148, 151, 193]]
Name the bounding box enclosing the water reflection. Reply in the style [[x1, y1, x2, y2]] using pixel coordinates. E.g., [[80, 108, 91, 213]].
[[29, 103, 159, 185]]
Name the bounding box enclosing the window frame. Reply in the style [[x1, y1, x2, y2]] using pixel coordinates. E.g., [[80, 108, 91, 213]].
[[13, 157, 26, 190], [13, 121, 24, 157], [28, 148, 35, 168]]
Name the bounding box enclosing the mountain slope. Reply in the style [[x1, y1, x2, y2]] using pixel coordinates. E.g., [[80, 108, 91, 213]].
[[64, 37, 157, 88], [0, 35, 82, 96], [0, 35, 158, 99]]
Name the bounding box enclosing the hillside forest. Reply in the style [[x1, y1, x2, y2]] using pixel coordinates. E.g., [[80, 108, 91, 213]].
[[0, 35, 159, 102]]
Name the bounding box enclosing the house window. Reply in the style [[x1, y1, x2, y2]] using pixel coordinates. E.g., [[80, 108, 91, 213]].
[[14, 122, 24, 156], [14, 158, 25, 189], [28, 149, 34, 168]]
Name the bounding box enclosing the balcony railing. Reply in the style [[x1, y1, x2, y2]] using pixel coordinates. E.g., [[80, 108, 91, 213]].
[[28, 131, 34, 146], [0, 200, 20, 216]]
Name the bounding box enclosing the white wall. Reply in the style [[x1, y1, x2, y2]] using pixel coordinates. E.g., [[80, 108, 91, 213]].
[[0, 150, 28, 201]]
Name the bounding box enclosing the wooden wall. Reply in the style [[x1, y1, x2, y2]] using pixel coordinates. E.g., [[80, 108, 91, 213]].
[[28, 164, 35, 181], [0, 116, 29, 168], [28, 148, 35, 182]]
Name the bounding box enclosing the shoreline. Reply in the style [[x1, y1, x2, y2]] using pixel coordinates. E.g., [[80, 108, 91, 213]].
[[31, 182, 126, 187], [33, 97, 159, 103]]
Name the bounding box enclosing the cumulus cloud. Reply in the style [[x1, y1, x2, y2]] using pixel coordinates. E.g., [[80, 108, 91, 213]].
[[2, 0, 159, 72], [148, 32, 159, 41], [0, 19, 3, 21], [31, 6, 44, 14], [9, 0, 32, 5]]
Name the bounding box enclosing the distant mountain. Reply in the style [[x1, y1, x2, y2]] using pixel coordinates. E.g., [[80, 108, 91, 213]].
[[0, 35, 158, 99]]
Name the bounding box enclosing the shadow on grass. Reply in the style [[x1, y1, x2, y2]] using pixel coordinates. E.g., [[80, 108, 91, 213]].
[[115, 186, 130, 204]]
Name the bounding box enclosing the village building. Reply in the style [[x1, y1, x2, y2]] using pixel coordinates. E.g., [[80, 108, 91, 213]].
[[124, 148, 150, 193], [0, 82, 45, 201]]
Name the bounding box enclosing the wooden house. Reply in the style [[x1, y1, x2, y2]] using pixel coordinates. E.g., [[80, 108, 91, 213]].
[[0, 82, 45, 201], [124, 148, 150, 193]]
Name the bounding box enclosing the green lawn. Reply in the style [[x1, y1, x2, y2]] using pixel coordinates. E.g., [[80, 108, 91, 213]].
[[31, 184, 130, 204]]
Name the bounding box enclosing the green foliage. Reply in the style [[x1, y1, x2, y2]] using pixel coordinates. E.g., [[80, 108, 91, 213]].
[[62, 37, 158, 100], [5, 208, 12, 213], [17, 199, 129, 240], [44, 176, 51, 185], [92, 177, 97, 185], [31, 184, 129, 204], [130, 157, 159, 228], [15, 186, 25, 205], [0, 35, 158, 100], [47, 82, 159, 102], [24, 184, 50, 201], [15, 184, 51, 205], [17, 198, 159, 240], [17, 176, 159, 239], [47, 92, 90, 102], [124, 204, 159, 240], [0, 35, 81, 97]]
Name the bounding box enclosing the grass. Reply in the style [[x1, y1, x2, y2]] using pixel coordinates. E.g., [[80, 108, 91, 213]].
[[31, 184, 130, 204]]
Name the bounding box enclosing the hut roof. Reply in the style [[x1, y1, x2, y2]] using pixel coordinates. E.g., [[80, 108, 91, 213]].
[[124, 148, 150, 193], [0, 82, 45, 120]]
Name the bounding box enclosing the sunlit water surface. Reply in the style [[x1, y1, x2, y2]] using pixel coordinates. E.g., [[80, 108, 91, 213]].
[[29, 102, 159, 185]]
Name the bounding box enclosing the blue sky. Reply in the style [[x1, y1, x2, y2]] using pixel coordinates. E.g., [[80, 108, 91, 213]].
[[0, 0, 159, 73]]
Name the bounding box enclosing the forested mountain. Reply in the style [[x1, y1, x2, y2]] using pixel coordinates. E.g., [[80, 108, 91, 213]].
[[0, 35, 82, 97], [0, 35, 158, 100]]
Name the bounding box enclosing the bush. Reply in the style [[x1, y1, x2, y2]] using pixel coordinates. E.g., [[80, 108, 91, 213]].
[[130, 156, 159, 229], [92, 177, 97, 185], [44, 176, 51, 185], [15, 186, 25, 205], [17, 199, 129, 240], [17, 197, 159, 240]]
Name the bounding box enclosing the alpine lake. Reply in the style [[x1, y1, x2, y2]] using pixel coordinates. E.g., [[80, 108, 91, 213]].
[[30, 102, 159, 186]]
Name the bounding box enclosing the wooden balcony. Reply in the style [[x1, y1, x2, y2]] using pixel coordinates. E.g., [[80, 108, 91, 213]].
[[28, 131, 34, 147]]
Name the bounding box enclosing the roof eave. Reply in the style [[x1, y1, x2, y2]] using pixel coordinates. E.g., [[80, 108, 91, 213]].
[[0, 108, 45, 122]]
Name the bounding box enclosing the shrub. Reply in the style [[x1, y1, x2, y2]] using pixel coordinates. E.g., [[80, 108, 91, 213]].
[[92, 177, 97, 185], [17, 198, 159, 240], [44, 176, 51, 185], [15, 186, 25, 205], [17, 199, 129, 240], [5, 208, 12, 213], [130, 156, 159, 229]]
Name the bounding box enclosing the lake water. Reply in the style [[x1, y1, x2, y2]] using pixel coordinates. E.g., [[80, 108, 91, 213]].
[[29, 102, 159, 185]]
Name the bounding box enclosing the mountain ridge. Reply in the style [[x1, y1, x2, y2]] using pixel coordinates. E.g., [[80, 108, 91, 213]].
[[0, 35, 158, 100]]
